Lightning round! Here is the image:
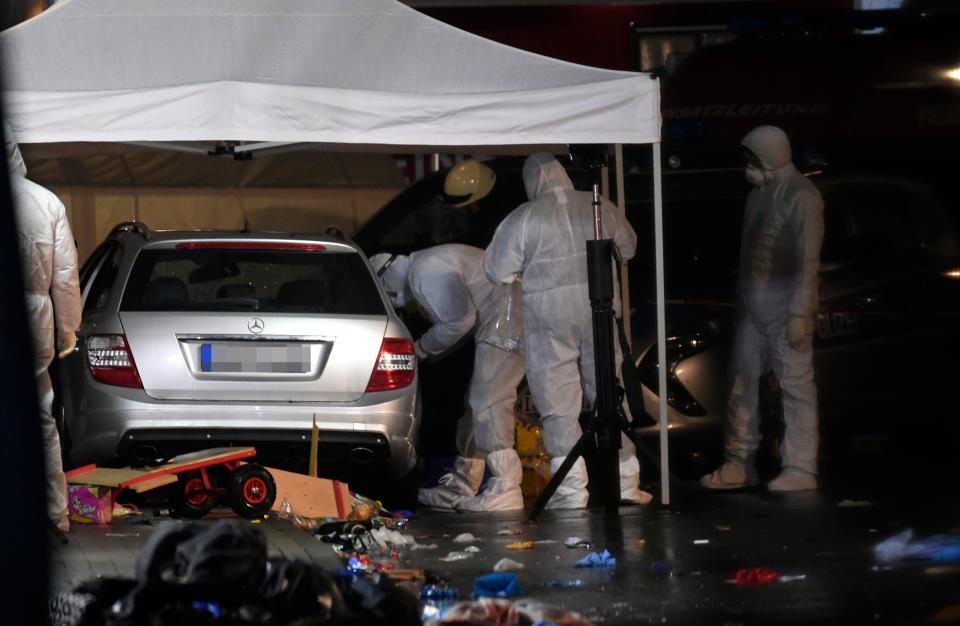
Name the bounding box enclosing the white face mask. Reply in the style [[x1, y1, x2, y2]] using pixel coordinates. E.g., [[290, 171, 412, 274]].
[[745, 165, 766, 188]]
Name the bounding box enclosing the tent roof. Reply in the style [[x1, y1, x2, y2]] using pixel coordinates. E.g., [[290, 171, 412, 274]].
[[1, 0, 660, 147]]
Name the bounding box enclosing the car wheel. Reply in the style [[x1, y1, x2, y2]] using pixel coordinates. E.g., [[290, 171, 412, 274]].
[[174, 471, 217, 519], [227, 464, 276, 518]]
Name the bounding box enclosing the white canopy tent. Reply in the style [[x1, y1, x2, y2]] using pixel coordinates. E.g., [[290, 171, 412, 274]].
[[1, 0, 673, 503]]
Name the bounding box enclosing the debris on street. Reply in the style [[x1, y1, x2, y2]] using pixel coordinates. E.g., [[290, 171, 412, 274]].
[[473, 572, 523, 598], [493, 557, 525, 572], [575, 550, 616, 568], [874, 529, 960, 564]]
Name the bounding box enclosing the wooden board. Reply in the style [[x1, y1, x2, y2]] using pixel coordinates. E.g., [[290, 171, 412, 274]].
[[158, 447, 256, 473], [65, 447, 256, 492], [266, 467, 351, 519], [130, 474, 179, 493], [66, 467, 154, 488]]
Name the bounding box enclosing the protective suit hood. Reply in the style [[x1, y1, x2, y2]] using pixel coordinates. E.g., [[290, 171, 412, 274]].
[[741, 126, 792, 172], [369, 253, 413, 308], [4, 124, 27, 177], [522, 153, 574, 201]]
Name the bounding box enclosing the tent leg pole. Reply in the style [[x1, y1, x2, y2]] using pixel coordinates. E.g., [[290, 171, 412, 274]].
[[652, 141, 670, 506], [614, 143, 630, 342]]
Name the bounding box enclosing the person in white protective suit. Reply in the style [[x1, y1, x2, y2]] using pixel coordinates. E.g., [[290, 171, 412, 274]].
[[370, 244, 527, 511], [701, 126, 824, 492], [484, 153, 652, 509], [6, 128, 81, 531]]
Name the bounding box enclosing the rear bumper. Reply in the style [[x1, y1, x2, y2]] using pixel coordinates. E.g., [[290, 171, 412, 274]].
[[66, 382, 419, 477]]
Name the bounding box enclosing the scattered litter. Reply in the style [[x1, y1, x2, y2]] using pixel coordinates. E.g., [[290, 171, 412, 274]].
[[874, 529, 960, 564], [464, 545, 481, 553], [439, 551, 474, 562], [575, 550, 616, 569], [412, 543, 439, 551], [693, 539, 710, 545], [564, 536, 591, 549], [779, 574, 807, 583], [314, 519, 377, 554], [497, 529, 513, 536], [68, 485, 113, 525], [925, 566, 960, 576], [453, 533, 479, 544], [434, 598, 517, 624], [430, 598, 590, 626], [422, 583, 460, 602], [371, 526, 417, 548], [112, 502, 141, 518], [512, 599, 592, 626], [276, 498, 318, 531], [549, 579, 585, 589], [105, 533, 140, 538], [715, 525, 731, 532], [385, 568, 426, 582], [534, 539, 557, 545], [420, 583, 460, 621], [473, 572, 523, 598], [732, 568, 780, 585], [347, 555, 370, 573], [838, 499, 876, 508], [506, 540, 535, 550], [493, 557, 525, 572]]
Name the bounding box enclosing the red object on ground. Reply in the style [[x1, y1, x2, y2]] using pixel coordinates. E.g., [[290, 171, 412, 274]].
[[734, 568, 781, 585]]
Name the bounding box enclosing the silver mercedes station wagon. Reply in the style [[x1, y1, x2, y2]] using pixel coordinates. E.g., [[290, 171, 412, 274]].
[[59, 222, 419, 478]]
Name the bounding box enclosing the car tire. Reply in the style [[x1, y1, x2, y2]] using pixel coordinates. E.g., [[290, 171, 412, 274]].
[[174, 470, 217, 519], [227, 463, 276, 519]]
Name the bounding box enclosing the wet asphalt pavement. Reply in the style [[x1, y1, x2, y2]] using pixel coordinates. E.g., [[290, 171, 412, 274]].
[[52, 445, 960, 626]]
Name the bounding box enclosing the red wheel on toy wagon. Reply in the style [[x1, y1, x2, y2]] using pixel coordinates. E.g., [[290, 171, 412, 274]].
[[174, 470, 217, 519], [228, 464, 276, 518]]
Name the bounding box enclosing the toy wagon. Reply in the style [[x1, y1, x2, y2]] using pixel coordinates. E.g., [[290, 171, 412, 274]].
[[65, 447, 276, 519]]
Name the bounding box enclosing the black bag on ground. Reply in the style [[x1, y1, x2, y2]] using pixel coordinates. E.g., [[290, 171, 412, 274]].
[[137, 519, 267, 588], [51, 520, 422, 626]]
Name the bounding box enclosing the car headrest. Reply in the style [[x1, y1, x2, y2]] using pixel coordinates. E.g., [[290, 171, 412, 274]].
[[217, 283, 256, 299], [143, 277, 188, 305], [276, 279, 326, 310]]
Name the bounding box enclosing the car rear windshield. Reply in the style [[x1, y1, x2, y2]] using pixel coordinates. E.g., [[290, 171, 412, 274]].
[[120, 246, 385, 315]]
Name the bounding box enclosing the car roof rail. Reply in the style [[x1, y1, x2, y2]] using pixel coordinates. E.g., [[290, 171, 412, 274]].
[[108, 221, 152, 241]]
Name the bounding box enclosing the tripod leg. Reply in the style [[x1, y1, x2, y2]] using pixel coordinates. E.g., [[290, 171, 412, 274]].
[[528, 436, 590, 522], [621, 425, 682, 489]]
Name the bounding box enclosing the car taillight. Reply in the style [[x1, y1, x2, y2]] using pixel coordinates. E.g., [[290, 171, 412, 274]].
[[366, 338, 416, 392], [87, 334, 143, 388]]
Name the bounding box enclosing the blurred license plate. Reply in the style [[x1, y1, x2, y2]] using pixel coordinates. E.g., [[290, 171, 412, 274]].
[[199, 343, 310, 373]]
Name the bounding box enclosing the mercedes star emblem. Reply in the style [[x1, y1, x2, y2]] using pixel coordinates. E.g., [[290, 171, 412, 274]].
[[248, 318, 265, 334]]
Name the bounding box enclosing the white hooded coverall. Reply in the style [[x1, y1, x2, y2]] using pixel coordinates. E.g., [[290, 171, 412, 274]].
[[484, 153, 648, 506], [374, 245, 526, 507], [7, 132, 81, 530], [728, 126, 824, 477]]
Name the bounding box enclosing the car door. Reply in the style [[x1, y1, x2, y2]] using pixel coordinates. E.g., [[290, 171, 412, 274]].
[[60, 241, 125, 447], [814, 178, 960, 433]]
